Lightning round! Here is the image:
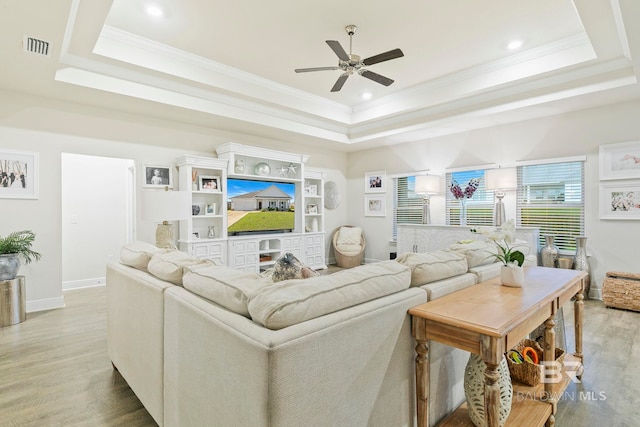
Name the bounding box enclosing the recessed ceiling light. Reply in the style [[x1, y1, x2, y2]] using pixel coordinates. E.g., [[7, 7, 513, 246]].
[[507, 40, 523, 51], [145, 4, 164, 18], [362, 92, 372, 100]]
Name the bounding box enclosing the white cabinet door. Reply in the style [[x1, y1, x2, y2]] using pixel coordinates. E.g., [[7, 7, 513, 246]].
[[230, 240, 259, 272], [303, 233, 326, 269]]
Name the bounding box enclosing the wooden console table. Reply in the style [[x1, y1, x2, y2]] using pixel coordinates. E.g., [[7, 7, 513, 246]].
[[409, 267, 586, 427]]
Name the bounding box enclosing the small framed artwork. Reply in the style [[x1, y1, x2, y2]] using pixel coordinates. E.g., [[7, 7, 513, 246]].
[[199, 175, 221, 192], [599, 181, 640, 219], [364, 195, 386, 217], [305, 184, 318, 196], [143, 165, 173, 188], [365, 171, 386, 193], [307, 204, 318, 214], [192, 232, 200, 239], [205, 203, 217, 215], [599, 141, 640, 180], [0, 149, 39, 199]]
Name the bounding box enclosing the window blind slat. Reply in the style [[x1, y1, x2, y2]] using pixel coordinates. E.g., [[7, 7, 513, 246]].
[[392, 176, 423, 240], [517, 161, 585, 251]]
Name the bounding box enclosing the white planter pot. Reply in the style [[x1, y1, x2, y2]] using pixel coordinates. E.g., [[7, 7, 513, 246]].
[[500, 265, 525, 287]]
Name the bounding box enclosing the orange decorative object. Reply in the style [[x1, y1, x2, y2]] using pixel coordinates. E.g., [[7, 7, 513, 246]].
[[522, 346, 539, 364]]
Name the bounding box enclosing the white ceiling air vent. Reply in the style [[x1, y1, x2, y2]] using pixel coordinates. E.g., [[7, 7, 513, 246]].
[[23, 35, 51, 57]]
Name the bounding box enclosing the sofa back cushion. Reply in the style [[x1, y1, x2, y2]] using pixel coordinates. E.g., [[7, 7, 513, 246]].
[[248, 260, 411, 329], [182, 263, 269, 317], [396, 250, 468, 286], [120, 241, 166, 272], [449, 240, 496, 267], [147, 251, 209, 285]]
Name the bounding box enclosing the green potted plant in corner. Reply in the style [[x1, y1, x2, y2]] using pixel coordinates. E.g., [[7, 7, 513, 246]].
[[0, 230, 42, 281]]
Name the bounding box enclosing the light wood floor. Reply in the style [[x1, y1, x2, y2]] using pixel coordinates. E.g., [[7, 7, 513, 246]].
[[0, 287, 156, 427], [1, 286, 639, 426]]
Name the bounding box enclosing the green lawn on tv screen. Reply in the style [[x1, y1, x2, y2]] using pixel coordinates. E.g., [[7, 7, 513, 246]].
[[228, 211, 295, 233]]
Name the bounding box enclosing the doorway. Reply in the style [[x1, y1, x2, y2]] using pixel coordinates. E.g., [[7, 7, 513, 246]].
[[61, 153, 135, 290]]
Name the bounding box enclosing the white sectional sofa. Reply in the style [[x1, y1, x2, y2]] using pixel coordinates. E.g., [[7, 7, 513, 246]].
[[106, 239, 536, 427]]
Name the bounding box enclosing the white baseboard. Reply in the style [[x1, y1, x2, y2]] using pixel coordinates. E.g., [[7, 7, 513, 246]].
[[590, 288, 603, 300], [27, 296, 65, 313], [62, 277, 105, 291]]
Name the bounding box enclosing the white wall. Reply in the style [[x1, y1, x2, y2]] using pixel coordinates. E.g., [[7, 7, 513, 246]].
[[346, 99, 640, 298], [61, 153, 134, 290], [0, 90, 348, 311]]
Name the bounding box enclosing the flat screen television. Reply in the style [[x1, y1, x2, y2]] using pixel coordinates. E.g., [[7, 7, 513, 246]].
[[227, 178, 296, 236]]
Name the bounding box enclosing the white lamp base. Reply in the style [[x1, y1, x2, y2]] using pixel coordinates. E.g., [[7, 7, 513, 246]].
[[156, 221, 176, 249], [422, 196, 431, 224], [494, 193, 506, 226]]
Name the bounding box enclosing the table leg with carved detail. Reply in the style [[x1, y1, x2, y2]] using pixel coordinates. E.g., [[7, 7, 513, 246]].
[[412, 317, 429, 427]]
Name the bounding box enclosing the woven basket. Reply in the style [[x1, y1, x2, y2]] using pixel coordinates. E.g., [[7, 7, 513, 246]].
[[603, 271, 640, 312], [506, 339, 565, 386]]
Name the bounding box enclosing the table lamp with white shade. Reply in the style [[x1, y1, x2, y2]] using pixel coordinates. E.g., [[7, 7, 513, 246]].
[[485, 167, 517, 226], [415, 175, 441, 224], [141, 188, 190, 248]]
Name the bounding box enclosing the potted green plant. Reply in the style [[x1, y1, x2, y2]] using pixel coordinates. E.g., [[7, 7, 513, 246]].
[[0, 230, 42, 281]]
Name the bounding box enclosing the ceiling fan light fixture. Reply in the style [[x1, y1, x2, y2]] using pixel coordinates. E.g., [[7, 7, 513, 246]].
[[294, 24, 404, 92]]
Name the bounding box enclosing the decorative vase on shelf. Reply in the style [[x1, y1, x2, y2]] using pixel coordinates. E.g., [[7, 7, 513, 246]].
[[464, 353, 513, 427], [234, 159, 245, 174], [500, 265, 525, 287], [311, 218, 319, 232], [207, 226, 216, 239], [460, 198, 467, 226], [573, 236, 591, 299], [541, 235, 559, 268]]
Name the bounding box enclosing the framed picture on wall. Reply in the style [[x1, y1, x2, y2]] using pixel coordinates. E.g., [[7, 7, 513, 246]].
[[199, 175, 221, 192], [143, 165, 173, 188], [599, 141, 640, 180], [599, 181, 640, 219], [364, 171, 386, 193], [0, 150, 39, 199], [364, 195, 386, 217]]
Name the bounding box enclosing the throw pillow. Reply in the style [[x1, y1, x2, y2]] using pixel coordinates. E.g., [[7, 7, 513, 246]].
[[337, 226, 363, 246], [270, 252, 319, 282]]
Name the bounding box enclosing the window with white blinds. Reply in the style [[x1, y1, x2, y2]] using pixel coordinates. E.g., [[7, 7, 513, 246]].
[[392, 175, 423, 240], [516, 159, 585, 252], [445, 169, 494, 226]]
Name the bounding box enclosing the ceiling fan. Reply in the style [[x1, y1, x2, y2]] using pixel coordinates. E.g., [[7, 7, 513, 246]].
[[294, 25, 404, 92]]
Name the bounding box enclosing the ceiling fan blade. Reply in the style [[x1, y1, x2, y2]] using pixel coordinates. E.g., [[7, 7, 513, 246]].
[[326, 40, 350, 62], [360, 69, 394, 86], [295, 66, 341, 73], [331, 74, 349, 92], [362, 48, 404, 66]]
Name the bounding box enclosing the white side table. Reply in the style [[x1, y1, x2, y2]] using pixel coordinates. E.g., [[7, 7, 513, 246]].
[[0, 275, 26, 327]]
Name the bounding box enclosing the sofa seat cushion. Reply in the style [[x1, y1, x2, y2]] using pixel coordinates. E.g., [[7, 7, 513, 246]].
[[182, 263, 270, 317], [147, 251, 209, 285], [396, 250, 468, 287], [449, 240, 496, 268], [248, 260, 411, 329], [120, 241, 166, 272]]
